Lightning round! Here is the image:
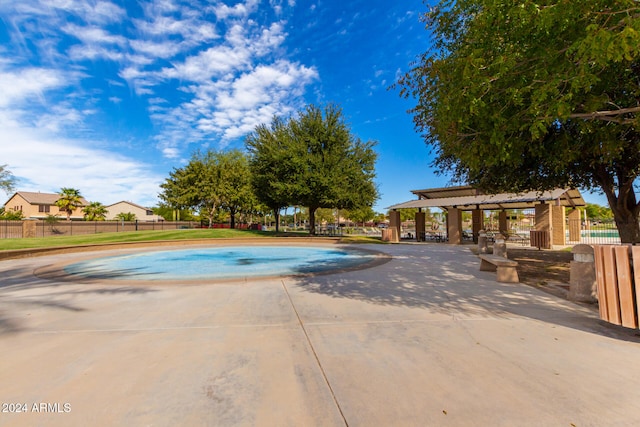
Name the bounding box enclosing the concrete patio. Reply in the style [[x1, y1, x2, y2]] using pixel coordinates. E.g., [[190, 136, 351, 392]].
[[1, 243, 640, 426]]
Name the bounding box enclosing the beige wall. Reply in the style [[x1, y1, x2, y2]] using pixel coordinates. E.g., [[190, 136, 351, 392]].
[[106, 202, 163, 221]]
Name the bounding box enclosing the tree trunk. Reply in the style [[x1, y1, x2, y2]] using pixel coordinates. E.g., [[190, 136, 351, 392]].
[[208, 205, 215, 228], [274, 209, 280, 232], [230, 209, 236, 229], [598, 175, 640, 243], [615, 216, 640, 244], [309, 206, 317, 235]]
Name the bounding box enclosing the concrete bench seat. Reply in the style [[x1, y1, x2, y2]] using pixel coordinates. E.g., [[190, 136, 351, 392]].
[[479, 254, 519, 283]]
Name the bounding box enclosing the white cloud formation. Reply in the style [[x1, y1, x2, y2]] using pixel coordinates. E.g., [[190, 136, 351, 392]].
[[0, 68, 67, 107], [1, 121, 164, 206], [0, 0, 320, 205], [213, 0, 260, 19]]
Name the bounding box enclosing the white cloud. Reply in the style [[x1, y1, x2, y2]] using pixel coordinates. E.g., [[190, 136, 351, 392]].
[[47, 0, 126, 24], [1, 124, 164, 206], [62, 24, 127, 46], [0, 68, 67, 107], [213, 0, 260, 19], [129, 39, 183, 59], [1, 0, 321, 175], [161, 45, 251, 82]]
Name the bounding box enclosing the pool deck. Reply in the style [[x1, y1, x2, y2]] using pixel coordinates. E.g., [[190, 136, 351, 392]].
[[1, 242, 640, 426]]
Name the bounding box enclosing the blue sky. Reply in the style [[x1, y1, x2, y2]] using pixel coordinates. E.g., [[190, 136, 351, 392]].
[[0, 0, 606, 211]]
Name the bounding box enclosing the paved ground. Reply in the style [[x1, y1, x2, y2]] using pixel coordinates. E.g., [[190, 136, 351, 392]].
[[1, 242, 640, 426]]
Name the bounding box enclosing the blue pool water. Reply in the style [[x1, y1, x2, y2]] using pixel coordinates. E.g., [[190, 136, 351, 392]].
[[63, 246, 377, 280]]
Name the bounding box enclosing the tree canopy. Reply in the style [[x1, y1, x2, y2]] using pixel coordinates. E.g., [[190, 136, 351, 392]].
[[399, 0, 640, 242], [159, 149, 253, 228], [246, 104, 378, 235], [0, 164, 16, 195], [82, 201, 108, 221], [55, 188, 83, 221]]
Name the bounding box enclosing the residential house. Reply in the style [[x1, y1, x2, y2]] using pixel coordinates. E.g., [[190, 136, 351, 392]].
[[2, 191, 89, 220], [105, 201, 164, 221]]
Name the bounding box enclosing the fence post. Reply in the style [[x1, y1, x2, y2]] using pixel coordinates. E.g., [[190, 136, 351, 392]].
[[22, 219, 37, 238]]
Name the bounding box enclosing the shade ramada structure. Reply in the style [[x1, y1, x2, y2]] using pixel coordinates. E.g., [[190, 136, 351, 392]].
[[386, 186, 586, 246]]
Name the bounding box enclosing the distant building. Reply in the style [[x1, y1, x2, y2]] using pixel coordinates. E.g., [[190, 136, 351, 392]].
[[105, 201, 164, 221], [2, 191, 89, 220]]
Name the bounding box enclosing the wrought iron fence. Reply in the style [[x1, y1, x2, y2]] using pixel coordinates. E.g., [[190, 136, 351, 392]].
[[567, 218, 621, 245]]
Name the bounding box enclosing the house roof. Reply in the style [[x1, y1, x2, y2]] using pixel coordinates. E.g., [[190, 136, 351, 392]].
[[4, 191, 89, 206], [106, 200, 151, 210], [387, 187, 586, 211]]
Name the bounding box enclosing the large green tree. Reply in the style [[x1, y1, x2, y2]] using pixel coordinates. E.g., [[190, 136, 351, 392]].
[[218, 150, 254, 229], [159, 149, 254, 228], [160, 151, 222, 227], [246, 116, 297, 232], [55, 188, 83, 221], [246, 104, 379, 235], [399, 0, 640, 242]]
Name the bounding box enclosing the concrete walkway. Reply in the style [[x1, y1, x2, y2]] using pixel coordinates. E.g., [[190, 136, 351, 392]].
[[1, 243, 640, 426]]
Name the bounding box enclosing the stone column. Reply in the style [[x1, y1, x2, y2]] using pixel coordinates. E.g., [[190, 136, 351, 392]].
[[567, 208, 581, 243], [552, 205, 566, 246], [471, 209, 483, 243], [569, 244, 597, 303], [534, 203, 552, 249], [388, 210, 401, 243], [415, 211, 426, 242], [22, 220, 37, 238], [447, 208, 462, 244], [535, 203, 551, 231]]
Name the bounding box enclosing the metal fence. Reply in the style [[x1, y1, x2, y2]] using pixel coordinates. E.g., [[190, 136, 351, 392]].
[[567, 218, 621, 245], [0, 220, 200, 239]]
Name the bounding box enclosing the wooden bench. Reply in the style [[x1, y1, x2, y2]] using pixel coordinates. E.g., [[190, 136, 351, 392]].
[[479, 255, 519, 283]]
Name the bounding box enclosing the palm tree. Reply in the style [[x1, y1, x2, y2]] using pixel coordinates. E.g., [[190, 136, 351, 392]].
[[82, 201, 108, 221], [115, 212, 136, 221], [55, 188, 83, 221]]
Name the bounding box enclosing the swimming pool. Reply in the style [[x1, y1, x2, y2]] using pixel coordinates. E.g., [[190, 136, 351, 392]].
[[62, 245, 382, 281]]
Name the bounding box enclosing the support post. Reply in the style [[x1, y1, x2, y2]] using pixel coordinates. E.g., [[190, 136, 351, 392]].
[[388, 210, 401, 243], [415, 211, 426, 242], [447, 208, 462, 244], [552, 205, 566, 246], [567, 208, 581, 243], [471, 209, 483, 244], [499, 211, 508, 235], [534, 203, 552, 249]]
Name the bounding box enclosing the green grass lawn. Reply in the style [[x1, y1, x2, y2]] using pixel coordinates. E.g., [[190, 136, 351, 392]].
[[0, 229, 383, 251]]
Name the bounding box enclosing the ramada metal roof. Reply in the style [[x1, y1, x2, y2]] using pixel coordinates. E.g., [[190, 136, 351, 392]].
[[387, 187, 585, 211]]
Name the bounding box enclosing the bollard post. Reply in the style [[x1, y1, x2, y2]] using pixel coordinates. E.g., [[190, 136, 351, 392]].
[[569, 244, 597, 303], [493, 233, 507, 258], [478, 230, 488, 254]]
